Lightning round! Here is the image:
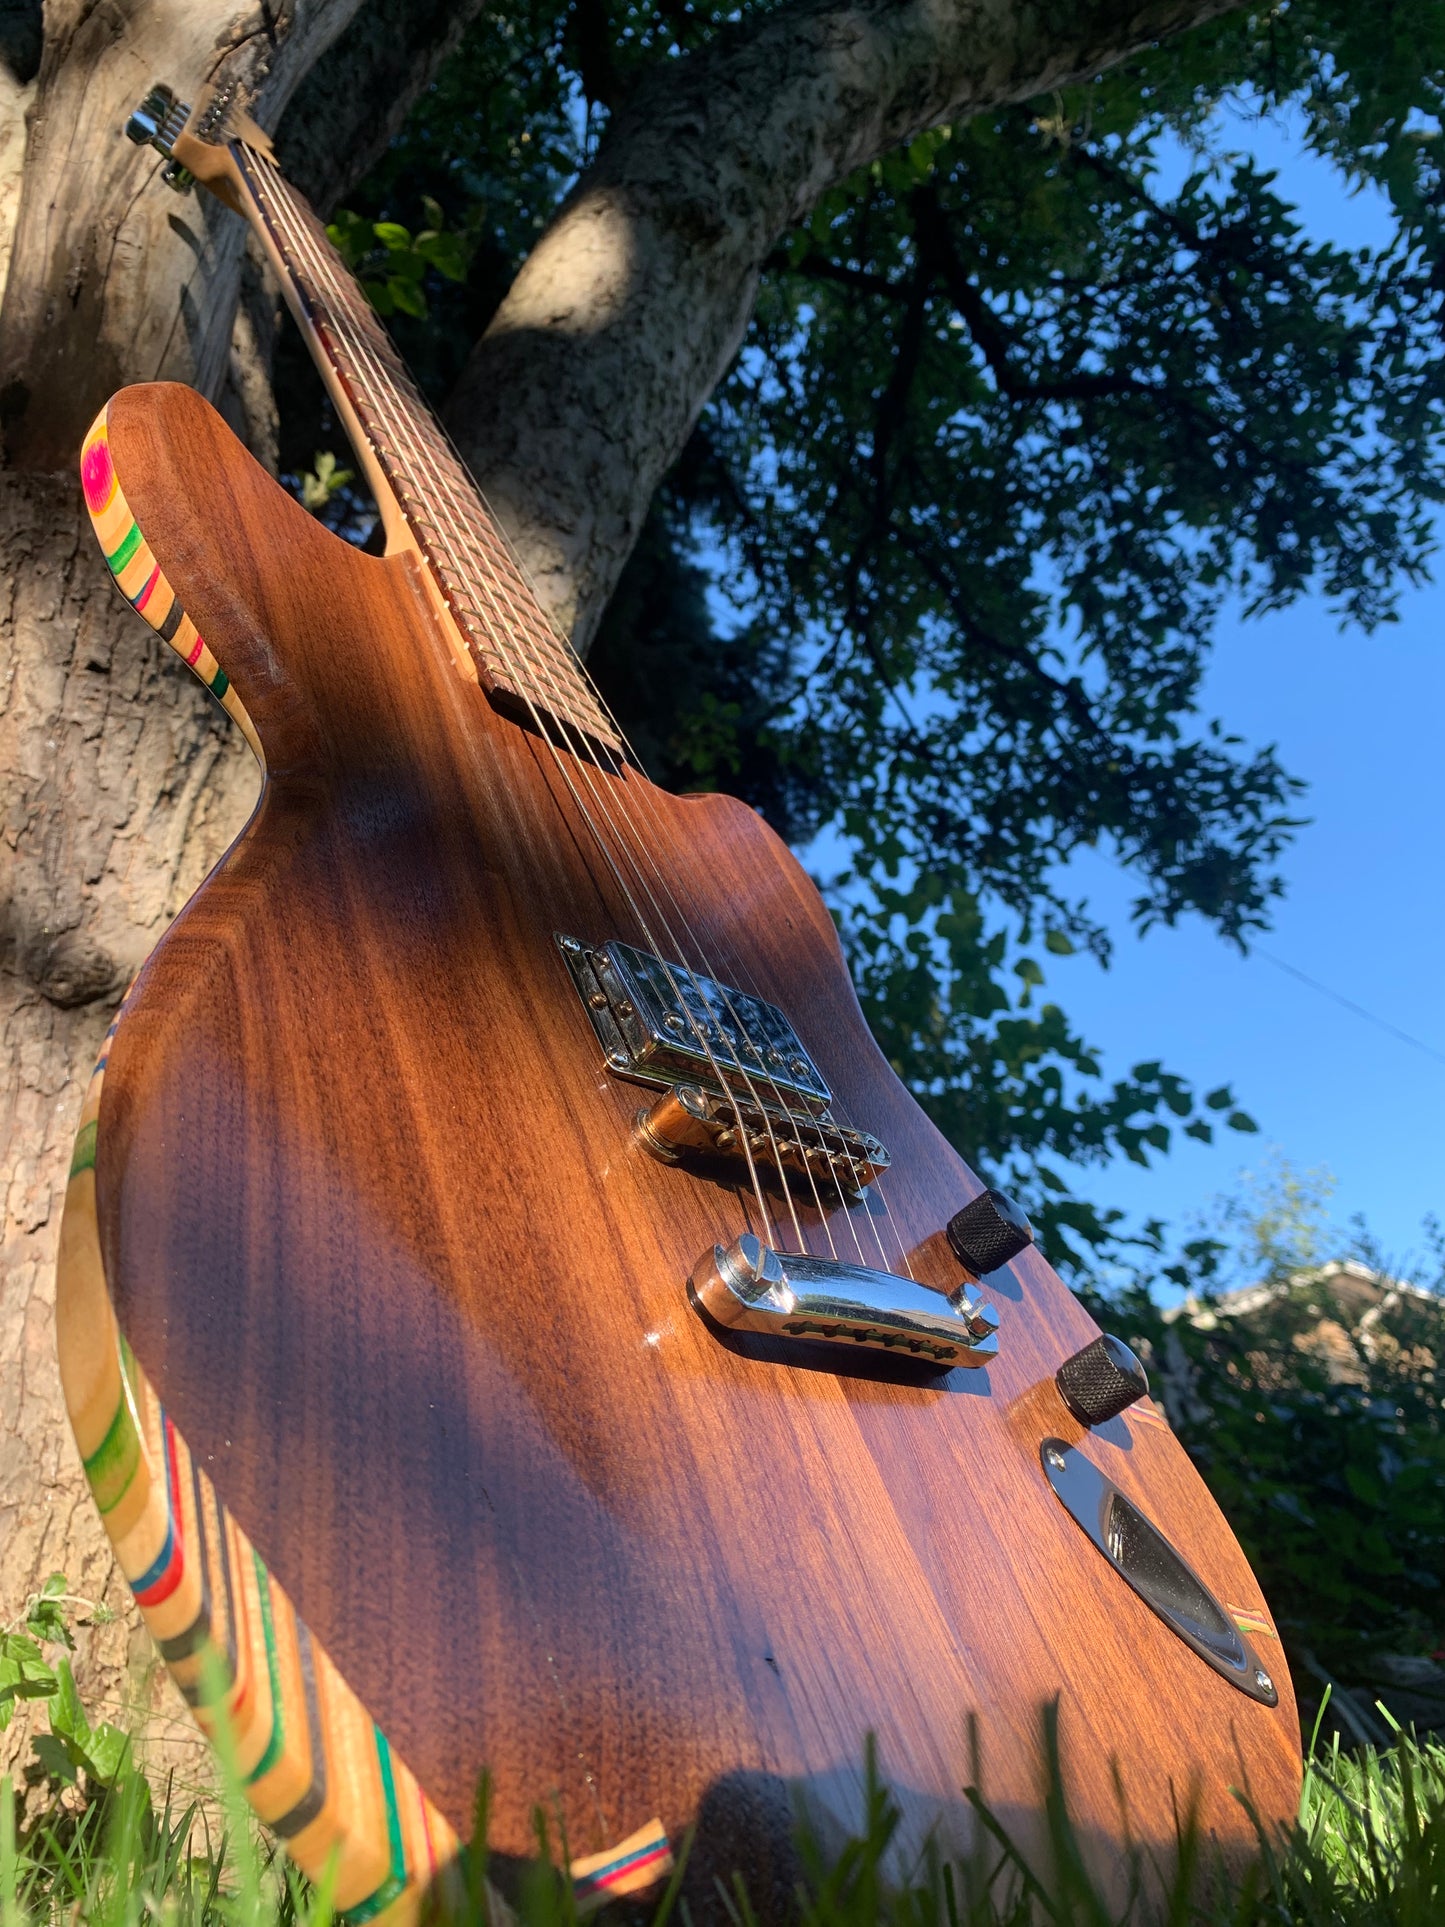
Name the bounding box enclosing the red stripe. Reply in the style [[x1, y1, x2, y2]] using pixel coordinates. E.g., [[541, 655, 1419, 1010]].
[[186, 632, 204, 667], [133, 565, 161, 611]]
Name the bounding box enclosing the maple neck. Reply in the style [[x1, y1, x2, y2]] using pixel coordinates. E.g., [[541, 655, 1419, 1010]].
[[230, 142, 622, 759]]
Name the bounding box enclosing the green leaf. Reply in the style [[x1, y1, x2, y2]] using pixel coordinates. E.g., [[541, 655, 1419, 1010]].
[[1043, 929, 1075, 955], [78, 1720, 130, 1786], [0, 1633, 58, 1714], [387, 275, 428, 319], [1204, 1086, 1233, 1111], [48, 1659, 87, 1745], [1226, 1110, 1259, 1133], [372, 220, 412, 251]]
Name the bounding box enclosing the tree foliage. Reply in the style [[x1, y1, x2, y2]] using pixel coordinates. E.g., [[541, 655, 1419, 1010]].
[[283, 0, 1445, 1263]]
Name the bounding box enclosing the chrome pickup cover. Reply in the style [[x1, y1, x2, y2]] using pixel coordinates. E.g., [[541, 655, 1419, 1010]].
[[557, 934, 832, 1111]]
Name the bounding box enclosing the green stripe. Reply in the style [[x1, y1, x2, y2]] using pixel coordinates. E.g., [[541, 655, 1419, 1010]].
[[210, 667, 230, 699], [69, 1118, 98, 1178], [106, 522, 142, 574], [82, 1392, 142, 1515], [341, 1730, 407, 1924], [244, 1553, 285, 1785]]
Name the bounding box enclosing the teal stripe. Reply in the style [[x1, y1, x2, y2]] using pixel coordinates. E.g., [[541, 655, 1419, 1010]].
[[341, 1729, 406, 1923]]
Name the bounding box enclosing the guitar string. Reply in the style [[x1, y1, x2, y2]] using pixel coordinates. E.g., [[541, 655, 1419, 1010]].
[[253, 156, 925, 1277], [254, 152, 916, 1274], [258, 196, 829, 1262], [248, 150, 832, 1255], [242, 150, 803, 1248], [254, 171, 901, 1272]]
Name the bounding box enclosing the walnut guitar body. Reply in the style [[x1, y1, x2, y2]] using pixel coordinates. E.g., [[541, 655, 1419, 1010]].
[[58, 383, 1300, 1917]]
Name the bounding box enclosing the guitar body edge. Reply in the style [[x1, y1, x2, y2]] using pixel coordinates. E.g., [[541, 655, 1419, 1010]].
[[59, 383, 1301, 1912]]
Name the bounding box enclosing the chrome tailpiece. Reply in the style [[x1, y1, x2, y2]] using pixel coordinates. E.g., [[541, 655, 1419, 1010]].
[[690, 1234, 999, 1368]]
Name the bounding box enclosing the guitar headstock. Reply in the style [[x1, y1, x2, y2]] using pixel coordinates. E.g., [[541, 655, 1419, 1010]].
[[123, 82, 272, 211]]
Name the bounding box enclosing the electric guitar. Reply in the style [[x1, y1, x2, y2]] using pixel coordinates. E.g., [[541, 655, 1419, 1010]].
[[56, 83, 1300, 1923]]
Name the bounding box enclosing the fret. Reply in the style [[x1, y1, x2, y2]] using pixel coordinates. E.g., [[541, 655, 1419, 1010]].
[[234, 145, 623, 761]]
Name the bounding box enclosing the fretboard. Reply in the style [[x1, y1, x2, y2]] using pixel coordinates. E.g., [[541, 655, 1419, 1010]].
[[233, 143, 622, 760]]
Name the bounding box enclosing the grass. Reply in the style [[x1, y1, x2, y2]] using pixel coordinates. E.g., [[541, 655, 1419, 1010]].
[[4, 1589, 1441, 1927], [3, 1699, 1445, 1927]]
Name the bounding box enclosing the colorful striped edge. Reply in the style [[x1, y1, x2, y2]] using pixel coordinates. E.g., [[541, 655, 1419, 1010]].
[[80, 408, 264, 768], [1228, 1605, 1278, 1642], [570, 1817, 674, 1913], [56, 1019, 465, 1926], [57, 1015, 676, 1921]]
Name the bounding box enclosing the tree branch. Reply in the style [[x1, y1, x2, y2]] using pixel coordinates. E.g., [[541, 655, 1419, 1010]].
[[446, 0, 1248, 651], [276, 0, 489, 216]]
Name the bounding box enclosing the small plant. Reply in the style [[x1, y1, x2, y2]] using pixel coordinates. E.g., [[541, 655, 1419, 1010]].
[[0, 1575, 128, 1792], [298, 451, 356, 516]]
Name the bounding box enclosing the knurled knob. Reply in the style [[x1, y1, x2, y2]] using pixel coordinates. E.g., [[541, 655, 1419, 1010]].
[[945, 1188, 1033, 1276], [1056, 1334, 1149, 1426]]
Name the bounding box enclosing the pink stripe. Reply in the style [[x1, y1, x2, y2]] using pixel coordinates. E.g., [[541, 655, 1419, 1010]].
[[186, 632, 205, 667], [134, 565, 161, 611], [81, 438, 116, 512]]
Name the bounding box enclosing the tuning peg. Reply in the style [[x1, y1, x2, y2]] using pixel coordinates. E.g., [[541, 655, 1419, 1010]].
[[946, 1188, 1033, 1276], [126, 85, 195, 192], [1056, 1334, 1149, 1426]]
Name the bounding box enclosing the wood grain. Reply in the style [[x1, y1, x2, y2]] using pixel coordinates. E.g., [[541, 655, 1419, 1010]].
[[86, 381, 1300, 1889]]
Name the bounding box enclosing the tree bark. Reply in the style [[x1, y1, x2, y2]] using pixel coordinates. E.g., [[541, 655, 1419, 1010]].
[[448, 0, 1241, 651]]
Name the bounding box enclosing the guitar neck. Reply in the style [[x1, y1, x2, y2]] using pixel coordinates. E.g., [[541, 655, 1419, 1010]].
[[210, 135, 621, 759]]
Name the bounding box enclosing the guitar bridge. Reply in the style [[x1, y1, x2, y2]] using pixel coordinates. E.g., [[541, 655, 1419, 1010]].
[[557, 933, 890, 1192], [635, 1084, 887, 1196]]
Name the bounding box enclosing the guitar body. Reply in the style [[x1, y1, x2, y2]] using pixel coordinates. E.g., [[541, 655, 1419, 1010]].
[[60, 382, 1299, 1912]]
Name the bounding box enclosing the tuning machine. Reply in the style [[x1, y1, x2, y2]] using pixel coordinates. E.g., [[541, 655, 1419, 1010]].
[[126, 84, 196, 192]]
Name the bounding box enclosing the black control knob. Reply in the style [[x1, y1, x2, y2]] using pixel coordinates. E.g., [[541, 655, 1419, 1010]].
[[1056, 1334, 1149, 1426], [946, 1188, 1033, 1276]]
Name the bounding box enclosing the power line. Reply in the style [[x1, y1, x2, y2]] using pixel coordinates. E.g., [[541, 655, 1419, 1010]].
[[1254, 946, 1445, 1069]]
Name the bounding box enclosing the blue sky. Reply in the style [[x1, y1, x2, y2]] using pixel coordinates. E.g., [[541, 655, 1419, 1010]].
[[1041, 105, 1445, 1277]]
